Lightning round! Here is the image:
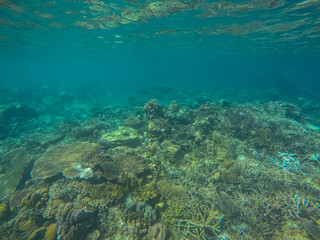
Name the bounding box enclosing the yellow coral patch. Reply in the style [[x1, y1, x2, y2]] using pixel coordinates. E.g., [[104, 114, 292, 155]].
[[101, 126, 140, 147], [0, 203, 9, 221], [45, 223, 57, 240]]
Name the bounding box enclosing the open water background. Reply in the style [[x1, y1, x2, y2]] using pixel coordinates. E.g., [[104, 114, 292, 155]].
[[1, 0, 320, 96]]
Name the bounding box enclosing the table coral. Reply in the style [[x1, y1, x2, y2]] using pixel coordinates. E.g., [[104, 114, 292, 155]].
[[31, 142, 100, 179], [0, 148, 30, 200]]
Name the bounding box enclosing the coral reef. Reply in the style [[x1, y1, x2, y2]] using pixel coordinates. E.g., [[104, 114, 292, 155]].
[[148, 222, 167, 240], [56, 204, 97, 240], [0, 104, 38, 140], [144, 99, 165, 120], [31, 142, 100, 179], [0, 203, 9, 221], [0, 104, 38, 124], [1, 89, 320, 240], [27, 223, 56, 240], [122, 197, 156, 235], [0, 148, 31, 200], [101, 126, 141, 147], [125, 116, 143, 129]]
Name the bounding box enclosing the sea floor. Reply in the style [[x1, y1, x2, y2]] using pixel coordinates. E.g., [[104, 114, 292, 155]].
[[0, 85, 320, 240]]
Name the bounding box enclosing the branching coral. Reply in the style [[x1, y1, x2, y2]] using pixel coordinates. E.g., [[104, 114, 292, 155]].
[[172, 200, 223, 240]]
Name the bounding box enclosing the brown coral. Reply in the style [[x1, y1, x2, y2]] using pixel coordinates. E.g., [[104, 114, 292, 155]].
[[144, 99, 165, 120]]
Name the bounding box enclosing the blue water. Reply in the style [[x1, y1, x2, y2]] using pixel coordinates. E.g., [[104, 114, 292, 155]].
[[1, 0, 320, 93]]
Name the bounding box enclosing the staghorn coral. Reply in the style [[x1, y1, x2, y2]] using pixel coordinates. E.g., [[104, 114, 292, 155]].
[[157, 179, 189, 206], [165, 193, 224, 240]]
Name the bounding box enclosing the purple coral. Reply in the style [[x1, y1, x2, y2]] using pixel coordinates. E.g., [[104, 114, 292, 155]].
[[56, 206, 96, 240]]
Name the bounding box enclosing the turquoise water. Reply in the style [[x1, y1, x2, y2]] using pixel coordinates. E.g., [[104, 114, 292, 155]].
[[1, 0, 320, 92], [1, 1, 320, 240]]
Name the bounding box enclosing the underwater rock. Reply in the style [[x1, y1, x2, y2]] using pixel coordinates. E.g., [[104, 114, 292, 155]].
[[125, 116, 143, 129], [148, 223, 167, 240], [0, 202, 9, 221], [56, 205, 96, 240], [31, 142, 100, 179], [0, 148, 30, 200], [144, 99, 165, 120], [101, 126, 140, 147], [0, 104, 38, 123]]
